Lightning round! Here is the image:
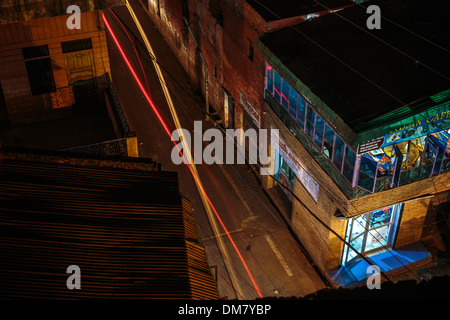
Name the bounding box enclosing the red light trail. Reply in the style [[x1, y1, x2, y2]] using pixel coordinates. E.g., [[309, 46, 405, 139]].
[[102, 10, 263, 299]]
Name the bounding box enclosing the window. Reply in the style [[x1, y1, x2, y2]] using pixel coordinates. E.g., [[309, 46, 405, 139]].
[[305, 105, 315, 139], [273, 70, 281, 103], [61, 38, 92, 53], [289, 167, 295, 185], [280, 155, 288, 174], [342, 146, 356, 182], [288, 83, 298, 120], [266, 65, 273, 94], [343, 204, 402, 264], [22, 45, 55, 95], [323, 124, 335, 159], [210, 1, 223, 27], [182, 0, 190, 45], [248, 40, 254, 62], [216, 10, 224, 27], [333, 135, 345, 170], [22, 45, 49, 59], [182, 0, 189, 18], [297, 95, 306, 129], [279, 155, 295, 186], [156, 0, 161, 17], [281, 78, 289, 110], [264, 64, 359, 188], [314, 114, 325, 150], [358, 154, 378, 192]]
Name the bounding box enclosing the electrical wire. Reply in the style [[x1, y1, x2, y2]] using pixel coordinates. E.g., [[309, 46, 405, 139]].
[[106, 6, 330, 294], [103, 8, 264, 299], [104, 2, 450, 285], [107, 9, 391, 284], [106, 9, 263, 298], [310, 0, 450, 82], [251, 0, 449, 281], [348, 0, 450, 55]]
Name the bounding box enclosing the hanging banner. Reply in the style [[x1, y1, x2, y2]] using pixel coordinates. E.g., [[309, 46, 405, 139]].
[[273, 131, 319, 202], [240, 92, 261, 128]]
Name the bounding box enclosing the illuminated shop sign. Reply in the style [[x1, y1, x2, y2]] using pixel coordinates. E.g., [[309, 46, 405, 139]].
[[358, 109, 450, 153]]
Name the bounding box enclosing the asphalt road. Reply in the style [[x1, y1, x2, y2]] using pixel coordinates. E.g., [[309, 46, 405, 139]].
[[104, 0, 326, 299]]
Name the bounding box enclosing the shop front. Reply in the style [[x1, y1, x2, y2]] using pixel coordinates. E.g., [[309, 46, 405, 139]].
[[356, 111, 450, 194], [272, 133, 320, 204], [275, 153, 295, 202], [329, 201, 432, 287], [342, 204, 403, 265]]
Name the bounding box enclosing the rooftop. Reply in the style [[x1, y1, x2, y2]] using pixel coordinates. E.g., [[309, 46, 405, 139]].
[[0, 0, 125, 24], [0, 150, 218, 299], [259, 0, 450, 134], [246, 0, 351, 22]]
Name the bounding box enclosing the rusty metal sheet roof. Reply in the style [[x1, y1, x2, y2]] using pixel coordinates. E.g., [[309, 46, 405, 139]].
[[0, 151, 218, 299]]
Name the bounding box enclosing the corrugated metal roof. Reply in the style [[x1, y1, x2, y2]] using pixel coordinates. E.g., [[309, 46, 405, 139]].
[[0, 151, 218, 299]]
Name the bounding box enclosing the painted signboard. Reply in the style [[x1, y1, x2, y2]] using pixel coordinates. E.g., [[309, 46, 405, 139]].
[[358, 109, 450, 154], [240, 92, 261, 128], [273, 131, 320, 203]]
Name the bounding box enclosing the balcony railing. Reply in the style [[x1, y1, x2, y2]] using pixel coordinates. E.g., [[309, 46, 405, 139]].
[[265, 89, 450, 199]]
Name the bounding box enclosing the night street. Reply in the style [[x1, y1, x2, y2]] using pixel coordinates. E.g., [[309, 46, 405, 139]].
[[105, 1, 326, 299], [1, 0, 450, 308]]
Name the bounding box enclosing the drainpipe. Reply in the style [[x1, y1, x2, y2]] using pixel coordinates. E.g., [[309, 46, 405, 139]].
[[183, 17, 209, 120]]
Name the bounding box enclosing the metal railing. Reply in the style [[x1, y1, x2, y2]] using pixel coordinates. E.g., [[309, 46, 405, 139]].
[[59, 138, 128, 156]]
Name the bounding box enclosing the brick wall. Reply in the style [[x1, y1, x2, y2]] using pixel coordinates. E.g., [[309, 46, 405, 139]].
[[0, 11, 110, 119], [264, 101, 437, 273], [146, 0, 267, 129], [265, 103, 349, 272], [395, 197, 431, 249]]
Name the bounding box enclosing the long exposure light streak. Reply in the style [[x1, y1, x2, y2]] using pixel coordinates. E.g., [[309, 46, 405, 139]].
[[102, 10, 263, 299]]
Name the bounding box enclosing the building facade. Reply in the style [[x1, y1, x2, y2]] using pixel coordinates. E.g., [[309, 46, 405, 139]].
[[0, 0, 142, 157], [146, 0, 450, 287], [0, 1, 122, 125], [146, 0, 267, 131], [258, 1, 450, 286]]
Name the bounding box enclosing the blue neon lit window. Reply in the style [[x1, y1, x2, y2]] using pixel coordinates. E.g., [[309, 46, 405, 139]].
[[314, 114, 325, 150], [297, 95, 306, 129], [343, 146, 356, 183], [305, 105, 315, 139], [288, 87, 298, 119], [342, 204, 402, 265], [333, 135, 345, 169], [358, 154, 377, 192], [273, 70, 281, 103], [323, 124, 335, 159], [266, 65, 273, 94], [281, 78, 289, 110]]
